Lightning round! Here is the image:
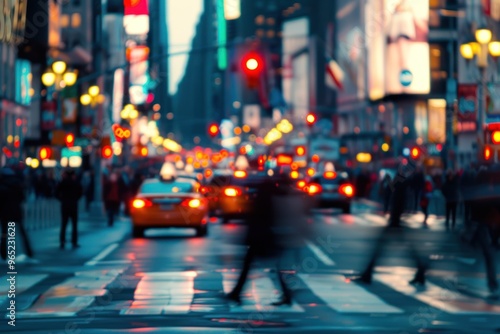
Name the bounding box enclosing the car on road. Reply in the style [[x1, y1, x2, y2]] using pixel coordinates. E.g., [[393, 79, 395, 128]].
[[308, 170, 355, 213], [130, 177, 209, 238]]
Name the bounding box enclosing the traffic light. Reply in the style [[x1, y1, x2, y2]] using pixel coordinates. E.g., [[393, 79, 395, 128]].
[[65, 133, 75, 147], [492, 130, 500, 144], [102, 145, 113, 159], [484, 146, 492, 161], [306, 113, 317, 127], [410, 146, 420, 159], [39, 147, 52, 160], [241, 51, 264, 88], [208, 123, 219, 137], [295, 146, 306, 156]]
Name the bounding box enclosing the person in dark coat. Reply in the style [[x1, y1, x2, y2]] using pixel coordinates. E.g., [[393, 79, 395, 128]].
[[82, 171, 94, 213], [354, 163, 427, 285], [464, 166, 499, 298], [441, 169, 459, 230], [411, 167, 425, 212], [460, 164, 476, 228], [56, 170, 83, 249], [226, 174, 294, 305], [103, 172, 122, 227], [379, 174, 393, 214], [0, 167, 34, 260]]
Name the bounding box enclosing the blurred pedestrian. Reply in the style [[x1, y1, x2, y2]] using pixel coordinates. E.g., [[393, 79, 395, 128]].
[[226, 175, 299, 305], [56, 170, 83, 249], [120, 167, 132, 216], [103, 172, 122, 227], [82, 170, 94, 213], [0, 166, 34, 261], [463, 166, 499, 298], [460, 164, 477, 228], [354, 164, 427, 285], [411, 166, 425, 212], [441, 169, 459, 230], [420, 176, 433, 226], [379, 174, 392, 214]]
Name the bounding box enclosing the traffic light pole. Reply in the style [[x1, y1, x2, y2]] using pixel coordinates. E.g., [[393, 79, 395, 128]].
[[90, 2, 106, 220]]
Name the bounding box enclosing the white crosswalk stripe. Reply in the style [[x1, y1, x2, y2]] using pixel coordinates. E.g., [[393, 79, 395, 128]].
[[5, 268, 498, 318]]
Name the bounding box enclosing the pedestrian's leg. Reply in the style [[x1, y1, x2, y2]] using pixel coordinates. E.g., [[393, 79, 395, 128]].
[[445, 203, 451, 229], [358, 228, 390, 282], [451, 203, 457, 230], [71, 208, 78, 246], [476, 225, 498, 293], [423, 206, 428, 225], [60, 208, 69, 248], [0, 219, 7, 260], [228, 247, 255, 299], [407, 230, 427, 284], [107, 207, 114, 227], [17, 222, 34, 257]]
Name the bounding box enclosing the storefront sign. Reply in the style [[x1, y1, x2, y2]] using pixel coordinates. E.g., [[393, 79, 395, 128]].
[[457, 84, 477, 133], [0, 0, 28, 45], [41, 101, 56, 130]]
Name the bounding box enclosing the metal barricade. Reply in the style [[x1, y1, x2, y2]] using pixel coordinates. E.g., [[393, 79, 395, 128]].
[[23, 198, 61, 231]]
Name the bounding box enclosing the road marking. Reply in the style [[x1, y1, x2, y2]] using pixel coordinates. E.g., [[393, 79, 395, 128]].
[[299, 274, 404, 314], [375, 270, 500, 314], [306, 240, 336, 266], [85, 243, 119, 266]]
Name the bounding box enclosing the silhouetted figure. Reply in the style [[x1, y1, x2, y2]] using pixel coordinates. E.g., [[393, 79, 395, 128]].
[[0, 167, 34, 260], [464, 166, 499, 298], [380, 174, 392, 214], [354, 166, 427, 285], [103, 172, 122, 227], [460, 165, 476, 228], [56, 170, 83, 249], [441, 170, 459, 230], [412, 167, 425, 212], [420, 177, 433, 226], [226, 175, 297, 305], [82, 171, 94, 213]]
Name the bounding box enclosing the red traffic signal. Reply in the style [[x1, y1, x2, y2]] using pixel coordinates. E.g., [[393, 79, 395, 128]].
[[65, 133, 75, 147], [492, 130, 500, 144], [39, 147, 52, 160], [306, 113, 317, 127], [241, 52, 264, 88], [208, 123, 219, 137], [295, 146, 306, 156], [102, 145, 113, 159], [410, 147, 420, 159], [484, 146, 492, 160]]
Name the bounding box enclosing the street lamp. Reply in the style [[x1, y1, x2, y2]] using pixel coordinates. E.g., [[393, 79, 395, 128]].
[[120, 104, 139, 121], [80, 85, 106, 108], [460, 26, 500, 157], [41, 60, 78, 90]]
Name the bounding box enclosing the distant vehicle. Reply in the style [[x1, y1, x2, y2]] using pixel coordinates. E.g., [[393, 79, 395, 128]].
[[130, 177, 209, 238], [308, 170, 355, 213]]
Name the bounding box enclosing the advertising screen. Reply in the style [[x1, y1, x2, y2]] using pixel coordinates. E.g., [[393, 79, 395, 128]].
[[15, 59, 31, 105], [366, 0, 430, 100]]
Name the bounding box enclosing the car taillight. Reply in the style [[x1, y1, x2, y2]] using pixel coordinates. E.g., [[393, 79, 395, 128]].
[[132, 198, 152, 209], [324, 171, 337, 179], [200, 186, 212, 195], [234, 170, 247, 178], [339, 184, 355, 197], [224, 187, 242, 197], [307, 183, 322, 195], [181, 198, 205, 208], [297, 180, 307, 189]]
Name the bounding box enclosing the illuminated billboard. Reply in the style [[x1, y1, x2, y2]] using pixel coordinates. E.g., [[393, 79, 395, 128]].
[[123, 0, 149, 35], [128, 46, 150, 104], [366, 0, 430, 100]]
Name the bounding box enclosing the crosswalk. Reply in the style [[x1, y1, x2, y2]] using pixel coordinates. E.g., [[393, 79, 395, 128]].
[[314, 211, 449, 230], [3, 267, 498, 319]]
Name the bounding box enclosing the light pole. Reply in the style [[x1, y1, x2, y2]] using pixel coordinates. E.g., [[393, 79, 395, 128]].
[[80, 85, 106, 218], [460, 27, 500, 161]]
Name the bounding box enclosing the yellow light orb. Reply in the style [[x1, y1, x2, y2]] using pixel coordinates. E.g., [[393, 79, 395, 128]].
[[489, 41, 500, 57], [88, 85, 100, 97], [41, 71, 56, 86], [31, 158, 40, 168], [381, 143, 390, 152], [476, 28, 492, 44], [52, 60, 67, 74], [63, 71, 77, 86], [460, 43, 474, 60], [80, 94, 92, 105]]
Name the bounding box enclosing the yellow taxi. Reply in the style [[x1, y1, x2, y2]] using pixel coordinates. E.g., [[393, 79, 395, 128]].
[[130, 167, 208, 237]]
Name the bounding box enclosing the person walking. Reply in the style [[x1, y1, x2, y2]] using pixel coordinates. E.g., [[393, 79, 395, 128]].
[[56, 170, 83, 249], [441, 169, 459, 230], [420, 176, 433, 226], [0, 166, 34, 261], [226, 174, 296, 305], [353, 164, 427, 285], [103, 172, 122, 227], [379, 174, 393, 214]]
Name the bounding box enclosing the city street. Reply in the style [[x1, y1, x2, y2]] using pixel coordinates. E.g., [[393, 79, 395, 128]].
[[2, 201, 499, 334]]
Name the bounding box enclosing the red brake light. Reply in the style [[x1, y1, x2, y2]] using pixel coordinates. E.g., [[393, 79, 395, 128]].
[[324, 171, 337, 179], [132, 198, 152, 209], [234, 170, 247, 178], [307, 183, 322, 195], [224, 187, 242, 197], [297, 180, 307, 189], [340, 184, 355, 197], [200, 186, 212, 195], [181, 198, 205, 208]]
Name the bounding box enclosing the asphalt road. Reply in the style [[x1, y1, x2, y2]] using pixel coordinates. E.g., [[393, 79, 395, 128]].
[[1, 201, 499, 334]]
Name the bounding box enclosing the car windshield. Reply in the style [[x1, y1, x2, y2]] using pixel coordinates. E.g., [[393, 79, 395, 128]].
[[140, 181, 194, 194]]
